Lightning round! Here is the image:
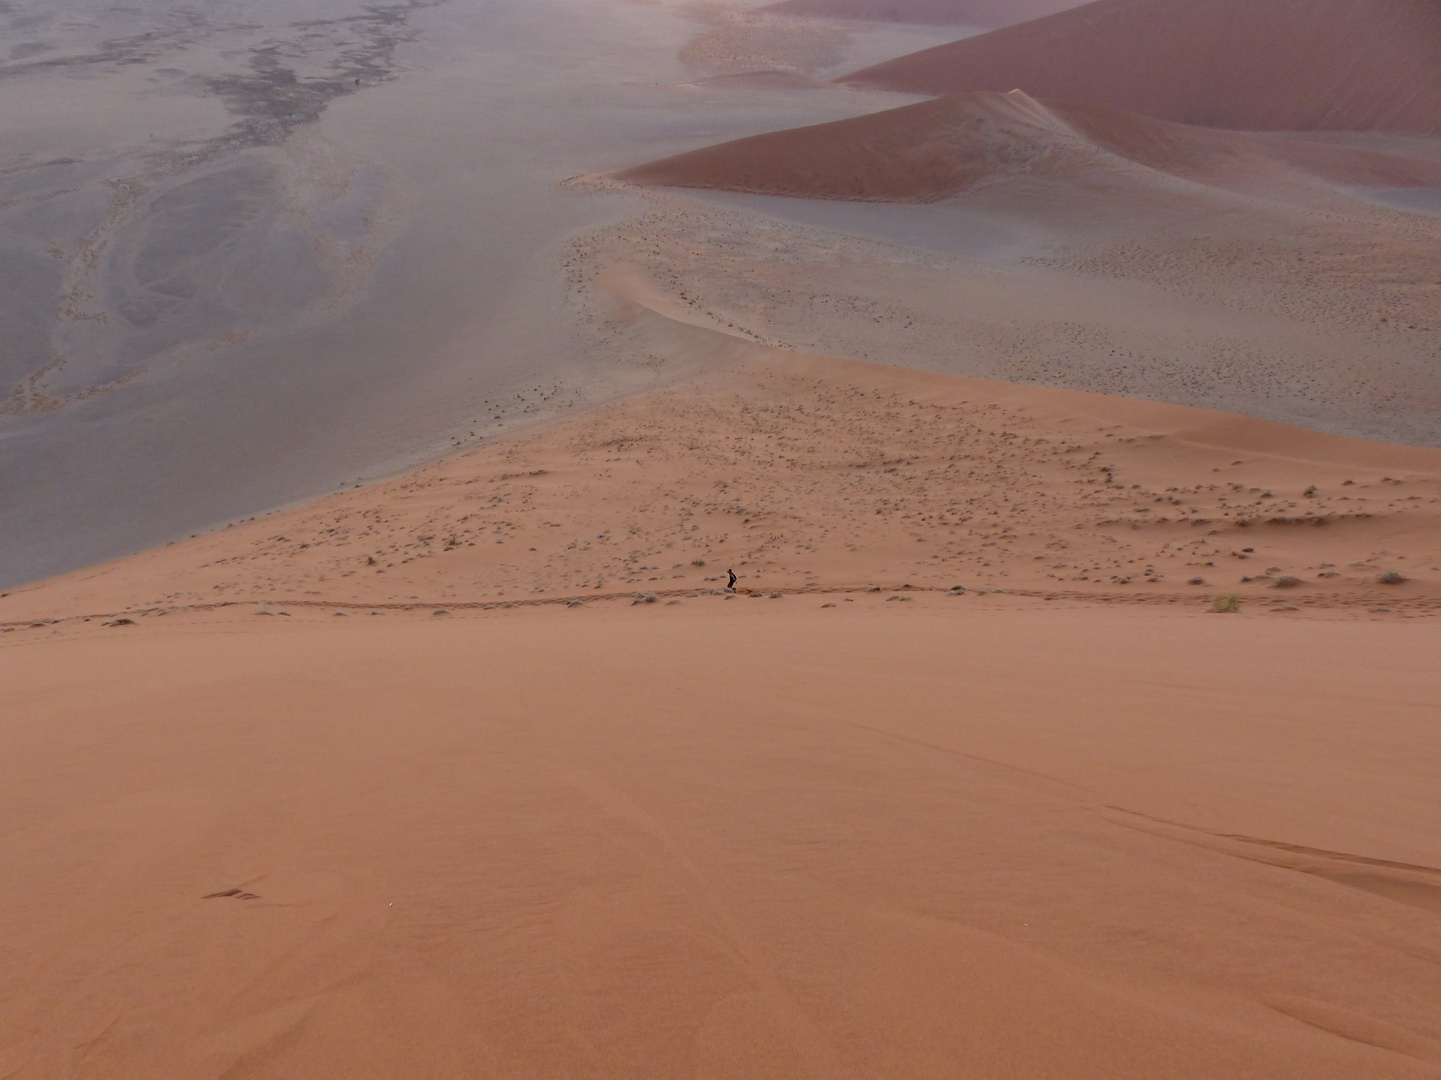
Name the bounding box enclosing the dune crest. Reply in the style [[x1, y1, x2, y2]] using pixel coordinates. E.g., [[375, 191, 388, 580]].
[[6, 350, 1438, 624], [840, 0, 1441, 134]]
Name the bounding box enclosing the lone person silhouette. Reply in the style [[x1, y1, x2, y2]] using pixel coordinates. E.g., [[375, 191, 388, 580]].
[[727, 568, 737, 590]]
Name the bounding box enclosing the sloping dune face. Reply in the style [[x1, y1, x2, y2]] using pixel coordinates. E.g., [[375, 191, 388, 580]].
[[612, 91, 1441, 201], [8, 351, 1440, 622], [613, 92, 1122, 201], [762, 0, 1091, 28], [841, 0, 1441, 134], [4, 355, 1441, 1078]]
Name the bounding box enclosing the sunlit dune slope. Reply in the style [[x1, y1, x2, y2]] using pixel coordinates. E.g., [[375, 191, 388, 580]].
[[840, 0, 1441, 135], [5, 599, 1441, 1078], [3, 351, 1441, 1079], [611, 92, 1441, 202], [6, 351, 1438, 625], [762, 0, 1091, 28]]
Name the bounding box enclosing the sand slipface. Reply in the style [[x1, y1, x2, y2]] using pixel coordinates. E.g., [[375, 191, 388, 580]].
[[762, 0, 1090, 28], [840, 0, 1441, 134]]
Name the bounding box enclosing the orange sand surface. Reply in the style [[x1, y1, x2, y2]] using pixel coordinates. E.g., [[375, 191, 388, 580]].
[[6, 602, 1441, 1079], [3, 356, 1441, 1076], [7, 1, 1441, 1072], [840, 0, 1441, 135], [7, 353, 1440, 622]]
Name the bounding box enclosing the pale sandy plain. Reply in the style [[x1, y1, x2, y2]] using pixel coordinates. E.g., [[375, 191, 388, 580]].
[[4, 0, 1441, 1076], [0, 0, 958, 586]]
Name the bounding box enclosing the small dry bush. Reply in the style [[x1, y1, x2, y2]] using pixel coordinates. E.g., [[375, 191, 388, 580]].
[[1208, 594, 1242, 614]]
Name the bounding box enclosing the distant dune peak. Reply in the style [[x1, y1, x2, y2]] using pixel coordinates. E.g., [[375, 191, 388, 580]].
[[761, 0, 1094, 28], [839, 0, 1441, 135], [612, 92, 1110, 203], [612, 89, 1441, 203]]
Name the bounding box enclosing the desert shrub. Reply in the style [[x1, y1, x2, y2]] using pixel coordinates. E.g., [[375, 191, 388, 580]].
[[1377, 570, 1406, 585], [1208, 594, 1242, 614], [1271, 575, 1302, 588]]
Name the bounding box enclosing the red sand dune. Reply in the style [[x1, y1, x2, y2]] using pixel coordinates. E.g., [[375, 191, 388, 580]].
[[763, 0, 1091, 28], [612, 92, 1441, 202], [840, 0, 1441, 135], [614, 92, 1088, 202]]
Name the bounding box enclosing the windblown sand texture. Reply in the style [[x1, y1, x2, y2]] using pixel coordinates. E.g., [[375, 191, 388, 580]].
[[763, 0, 1091, 28], [841, 0, 1441, 134], [5, 355, 1441, 1077]]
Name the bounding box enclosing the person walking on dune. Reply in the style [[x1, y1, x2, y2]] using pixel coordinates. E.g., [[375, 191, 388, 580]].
[[727, 568, 737, 590]]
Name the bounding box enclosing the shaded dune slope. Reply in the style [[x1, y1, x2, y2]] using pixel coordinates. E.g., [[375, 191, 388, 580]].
[[840, 0, 1441, 135], [762, 0, 1092, 28], [615, 93, 1086, 202], [1059, 99, 1441, 188], [612, 92, 1441, 202]]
